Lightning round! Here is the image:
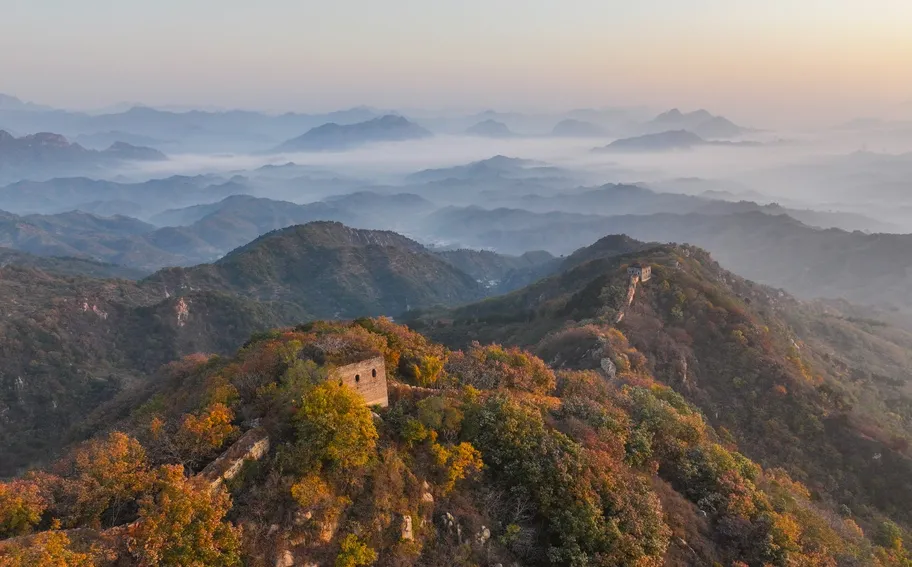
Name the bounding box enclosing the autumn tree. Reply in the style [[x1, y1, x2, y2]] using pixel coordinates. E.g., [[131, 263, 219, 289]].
[[293, 381, 378, 471], [175, 403, 238, 466], [447, 343, 556, 395], [335, 534, 377, 567], [0, 525, 99, 567], [0, 479, 48, 537], [58, 431, 152, 528], [129, 464, 240, 567], [430, 441, 483, 493]]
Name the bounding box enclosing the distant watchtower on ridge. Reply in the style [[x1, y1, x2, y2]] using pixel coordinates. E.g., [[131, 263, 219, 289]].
[[328, 356, 389, 407], [627, 263, 651, 282]]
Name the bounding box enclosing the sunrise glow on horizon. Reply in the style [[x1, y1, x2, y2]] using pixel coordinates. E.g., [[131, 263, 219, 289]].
[[3, 0, 911, 124]]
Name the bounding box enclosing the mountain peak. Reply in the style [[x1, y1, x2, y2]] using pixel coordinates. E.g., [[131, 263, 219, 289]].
[[466, 119, 515, 138], [655, 108, 684, 121], [273, 115, 432, 152]]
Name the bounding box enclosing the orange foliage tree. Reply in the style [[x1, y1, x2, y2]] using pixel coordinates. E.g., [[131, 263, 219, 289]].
[[57, 431, 152, 528], [128, 464, 240, 566], [175, 403, 238, 466], [446, 342, 556, 395], [0, 478, 49, 538]]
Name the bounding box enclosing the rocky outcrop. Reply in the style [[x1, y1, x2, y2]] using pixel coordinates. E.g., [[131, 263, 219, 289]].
[[400, 515, 414, 541]]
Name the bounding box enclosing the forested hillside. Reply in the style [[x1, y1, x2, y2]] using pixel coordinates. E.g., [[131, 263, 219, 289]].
[[3, 319, 910, 566], [0, 223, 485, 476], [411, 239, 912, 546]]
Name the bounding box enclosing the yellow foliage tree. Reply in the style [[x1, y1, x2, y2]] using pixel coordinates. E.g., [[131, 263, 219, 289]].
[[61, 431, 152, 528], [176, 403, 238, 465], [0, 479, 48, 538], [0, 527, 98, 567], [335, 534, 377, 567], [129, 464, 240, 567], [295, 381, 378, 470], [430, 441, 483, 493]]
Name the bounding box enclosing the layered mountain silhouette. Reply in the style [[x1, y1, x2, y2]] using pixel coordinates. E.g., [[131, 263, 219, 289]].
[[596, 130, 760, 152], [597, 130, 708, 152], [550, 118, 608, 137], [0, 175, 248, 216], [406, 155, 566, 183], [272, 114, 432, 152], [0, 130, 166, 181], [647, 108, 748, 138], [465, 119, 516, 138]]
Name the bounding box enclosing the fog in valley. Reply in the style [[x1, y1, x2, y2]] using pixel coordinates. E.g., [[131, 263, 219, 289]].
[[4, 99, 912, 316]]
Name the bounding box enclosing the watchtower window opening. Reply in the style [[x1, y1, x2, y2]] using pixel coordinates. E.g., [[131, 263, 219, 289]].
[[372, 369, 377, 378], [355, 374, 361, 383]]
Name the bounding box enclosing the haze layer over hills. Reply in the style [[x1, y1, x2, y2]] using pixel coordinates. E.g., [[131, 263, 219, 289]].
[[5, 91, 912, 566]]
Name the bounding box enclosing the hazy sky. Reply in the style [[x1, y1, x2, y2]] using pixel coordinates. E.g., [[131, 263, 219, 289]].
[[3, 0, 912, 124]]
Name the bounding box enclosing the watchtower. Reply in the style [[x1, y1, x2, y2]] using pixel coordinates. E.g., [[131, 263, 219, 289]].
[[328, 356, 389, 407], [627, 263, 651, 282]]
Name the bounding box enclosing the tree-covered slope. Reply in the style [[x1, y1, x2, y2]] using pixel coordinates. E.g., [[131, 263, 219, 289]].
[[0, 223, 485, 475], [144, 222, 485, 318], [3, 319, 908, 566], [410, 239, 912, 535]]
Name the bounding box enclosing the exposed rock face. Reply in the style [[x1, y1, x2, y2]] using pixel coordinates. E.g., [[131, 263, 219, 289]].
[[401, 515, 414, 541], [276, 550, 295, 567], [318, 517, 339, 543], [475, 526, 491, 545], [600, 356, 617, 379], [175, 297, 190, 327], [441, 512, 462, 543]]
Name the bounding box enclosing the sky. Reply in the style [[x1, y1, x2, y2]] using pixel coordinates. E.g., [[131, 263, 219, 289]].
[[3, 0, 912, 125]]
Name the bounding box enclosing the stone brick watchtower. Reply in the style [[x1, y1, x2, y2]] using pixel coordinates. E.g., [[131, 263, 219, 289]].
[[627, 263, 651, 282], [328, 356, 389, 407]]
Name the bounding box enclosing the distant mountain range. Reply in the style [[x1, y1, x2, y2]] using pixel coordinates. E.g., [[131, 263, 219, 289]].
[[0, 130, 165, 182], [272, 114, 432, 152], [73, 130, 166, 150], [550, 118, 608, 137], [0, 175, 247, 216], [0, 96, 390, 152], [0, 190, 442, 271], [420, 206, 912, 312], [406, 155, 568, 183], [647, 108, 749, 138], [596, 129, 760, 152], [465, 119, 516, 138]]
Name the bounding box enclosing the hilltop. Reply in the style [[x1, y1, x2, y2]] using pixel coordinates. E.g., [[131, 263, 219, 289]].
[[0, 130, 165, 182], [273, 115, 432, 152], [550, 118, 608, 137], [648, 108, 749, 138], [0, 222, 486, 475], [144, 222, 486, 318], [465, 119, 516, 138], [596, 130, 707, 152]]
